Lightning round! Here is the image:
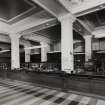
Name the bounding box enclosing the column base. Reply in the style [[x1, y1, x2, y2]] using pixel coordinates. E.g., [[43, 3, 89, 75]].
[[62, 69, 75, 74], [11, 67, 20, 70]]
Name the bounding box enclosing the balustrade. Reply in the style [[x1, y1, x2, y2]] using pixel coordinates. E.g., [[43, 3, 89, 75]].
[[0, 63, 10, 70], [20, 62, 61, 72]]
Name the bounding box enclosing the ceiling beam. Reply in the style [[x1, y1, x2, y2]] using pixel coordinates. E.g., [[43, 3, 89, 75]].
[[32, 0, 92, 36], [58, 0, 105, 15], [77, 19, 92, 34], [0, 34, 32, 47], [24, 44, 48, 50], [32, 0, 69, 18], [20, 18, 58, 35], [58, 0, 100, 35], [10, 10, 56, 34], [92, 26, 105, 38], [0, 50, 10, 53], [23, 33, 52, 44]]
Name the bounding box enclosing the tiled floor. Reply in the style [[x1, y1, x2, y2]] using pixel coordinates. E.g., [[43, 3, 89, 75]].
[[0, 78, 104, 105]]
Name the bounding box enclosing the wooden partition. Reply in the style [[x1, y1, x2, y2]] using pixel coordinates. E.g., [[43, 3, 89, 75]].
[[0, 69, 105, 96]]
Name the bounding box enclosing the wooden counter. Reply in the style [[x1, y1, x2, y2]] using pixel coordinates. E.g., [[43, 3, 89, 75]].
[[0, 70, 105, 96]]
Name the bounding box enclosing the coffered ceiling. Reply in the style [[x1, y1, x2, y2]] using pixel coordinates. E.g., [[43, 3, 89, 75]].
[[78, 8, 105, 29], [0, 0, 43, 24], [58, 0, 105, 37], [0, 0, 105, 46], [35, 24, 61, 41]]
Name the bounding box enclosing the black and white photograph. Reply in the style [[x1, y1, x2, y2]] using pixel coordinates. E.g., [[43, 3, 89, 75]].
[[0, 0, 105, 105]]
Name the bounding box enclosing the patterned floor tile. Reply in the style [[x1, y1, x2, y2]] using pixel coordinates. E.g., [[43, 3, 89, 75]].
[[0, 78, 104, 105]]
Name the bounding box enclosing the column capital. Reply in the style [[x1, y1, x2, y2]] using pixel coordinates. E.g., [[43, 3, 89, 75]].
[[40, 42, 49, 47], [58, 13, 76, 23], [40, 41, 46, 45], [9, 33, 21, 39], [83, 35, 93, 39], [24, 44, 31, 48]]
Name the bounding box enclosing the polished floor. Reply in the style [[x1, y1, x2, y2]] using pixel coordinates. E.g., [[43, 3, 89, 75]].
[[0, 78, 104, 105]]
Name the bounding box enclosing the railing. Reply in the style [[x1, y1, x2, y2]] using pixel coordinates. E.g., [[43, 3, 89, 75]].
[[0, 62, 61, 72], [0, 63, 10, 70], [1, 62, 105, 77], [20, 62, 61, 72]]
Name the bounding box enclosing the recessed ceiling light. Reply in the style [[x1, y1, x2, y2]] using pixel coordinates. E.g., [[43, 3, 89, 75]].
[[78, 29, 82, 32], [46, 23, 49, 26]]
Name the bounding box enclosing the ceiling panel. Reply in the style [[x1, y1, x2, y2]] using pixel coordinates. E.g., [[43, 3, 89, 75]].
[[79, 13, 99, 27], [35, 24, 61, 40], [0, 0, 43, 23], [96, 9, 105, 26], [0, 0, 32, 20], [78, 8, 105, 29], [73, 20, 90, 35]]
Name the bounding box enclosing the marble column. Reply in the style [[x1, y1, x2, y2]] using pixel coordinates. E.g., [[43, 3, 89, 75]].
[[59, 14, 75, 73], [84, 35, 92, 62], [40, 42, 50, 62], [10, 35, 20, 69], [25, 49, 31, 62]]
